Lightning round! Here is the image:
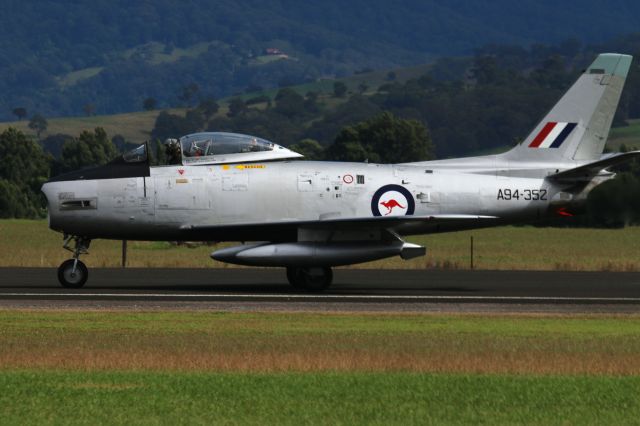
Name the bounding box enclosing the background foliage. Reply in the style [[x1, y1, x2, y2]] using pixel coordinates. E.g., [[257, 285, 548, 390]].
[[3, 1, 640, 120]]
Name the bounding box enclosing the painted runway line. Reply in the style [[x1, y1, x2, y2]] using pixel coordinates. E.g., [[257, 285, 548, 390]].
[[2, 292, 640, 303]]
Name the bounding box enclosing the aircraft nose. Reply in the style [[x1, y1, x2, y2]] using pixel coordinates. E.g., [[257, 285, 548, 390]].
[[41, 181, 55, 208], [41, 181, 59, 231]]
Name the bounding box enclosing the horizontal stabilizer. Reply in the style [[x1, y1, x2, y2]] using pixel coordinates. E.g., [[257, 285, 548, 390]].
[[548, 151, 640, 181]]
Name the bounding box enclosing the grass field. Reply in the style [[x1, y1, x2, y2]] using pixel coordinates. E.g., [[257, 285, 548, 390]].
[[1, 371, 639, 425], [2, 219, 638, 271], [2, 311, 640, 424], [0, 110, 169, 145]]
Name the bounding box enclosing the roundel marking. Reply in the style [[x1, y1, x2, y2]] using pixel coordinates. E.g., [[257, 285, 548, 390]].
[[342, 174, 354, 184], [371, 184, 415, 217]]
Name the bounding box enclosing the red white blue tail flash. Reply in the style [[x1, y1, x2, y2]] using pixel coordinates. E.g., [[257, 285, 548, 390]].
[[528, 122, 577, 148]]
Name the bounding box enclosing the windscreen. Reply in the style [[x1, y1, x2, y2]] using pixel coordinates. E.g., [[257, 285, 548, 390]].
[[180, 132, 274, 162], [122, 144, 147, 163]]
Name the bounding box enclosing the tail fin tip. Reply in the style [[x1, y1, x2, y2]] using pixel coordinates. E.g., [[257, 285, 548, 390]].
[[588, 53, 632, 78]]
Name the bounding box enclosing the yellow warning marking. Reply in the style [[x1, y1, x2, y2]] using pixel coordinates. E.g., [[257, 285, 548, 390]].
[[222, 164, 265, 170], [175, 178, 189, 184]]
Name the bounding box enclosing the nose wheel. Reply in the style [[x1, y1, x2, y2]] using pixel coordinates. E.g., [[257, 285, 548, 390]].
[[58, 259, 88, 288], [58, 235, 91, 288], [286, 266, 333, 292]]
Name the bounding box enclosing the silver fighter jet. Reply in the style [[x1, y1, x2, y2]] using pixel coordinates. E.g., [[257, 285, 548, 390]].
[[42, 53, 640, 290]]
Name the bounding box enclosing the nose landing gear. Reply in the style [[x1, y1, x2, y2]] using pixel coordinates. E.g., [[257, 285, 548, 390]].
[[57, 235, 91, 288]]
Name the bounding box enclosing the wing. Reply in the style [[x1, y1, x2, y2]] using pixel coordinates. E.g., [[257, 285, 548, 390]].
[[178, 214, 500, 242]]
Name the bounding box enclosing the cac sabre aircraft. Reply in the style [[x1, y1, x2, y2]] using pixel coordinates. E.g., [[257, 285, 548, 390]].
[[42, 53, 640, 291]]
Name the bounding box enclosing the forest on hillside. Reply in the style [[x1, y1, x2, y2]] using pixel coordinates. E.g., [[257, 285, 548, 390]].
[[3, 0, 640, 120], [148, 38, 640, 159]]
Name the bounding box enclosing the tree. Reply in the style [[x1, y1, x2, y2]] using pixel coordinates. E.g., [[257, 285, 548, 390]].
[[151, 111, 201, 141], [227, 98, 248, 118], [326, 112, 434, 163], [584, 173, 640, 227], [289, 139, 324, 160], [325, 128, 370, 162], [178, 83, 200, 106], [40, 133, 74, 158], [333, 81, 347, 98], [274, 88, 305, 118], [197, 97, 220, 120], [12, 107, 27, 121], [0, 128, 50, 218], [28, 114, 48, 139], [58, 128, 117, 173], [143, 97, 157, 111]]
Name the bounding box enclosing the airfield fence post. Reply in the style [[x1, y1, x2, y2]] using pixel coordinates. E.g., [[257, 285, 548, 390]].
[[470, 236, 474, 270], [122, 240, 127, 268]]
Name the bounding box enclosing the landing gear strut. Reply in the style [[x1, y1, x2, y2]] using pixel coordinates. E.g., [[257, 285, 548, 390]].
[[286, 266, 333, 292], [57, 235, 91, 288]]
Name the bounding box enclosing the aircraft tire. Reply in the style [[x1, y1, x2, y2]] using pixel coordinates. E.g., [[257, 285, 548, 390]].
[[57, 259, 88, 289], [286, 266, 332, 292], [286, 267, 304, 289]]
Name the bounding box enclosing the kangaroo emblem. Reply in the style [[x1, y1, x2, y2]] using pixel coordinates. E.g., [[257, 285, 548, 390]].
[[380, 199, 405, 215]]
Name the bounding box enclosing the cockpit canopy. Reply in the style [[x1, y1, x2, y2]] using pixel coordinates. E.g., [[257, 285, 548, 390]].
[[123, 143, 148, 163], [176, 132, 302, 165]]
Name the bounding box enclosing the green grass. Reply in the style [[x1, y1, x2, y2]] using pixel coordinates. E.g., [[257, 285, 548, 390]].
[[1, 219, 638, 270], [1, 371, 639, 425], [3, 311, 640, 424], [56, 66, 104, 88]]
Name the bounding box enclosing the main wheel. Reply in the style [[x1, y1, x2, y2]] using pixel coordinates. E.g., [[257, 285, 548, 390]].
[[57, 259, 88, 289], [286, 267, 333, 292]]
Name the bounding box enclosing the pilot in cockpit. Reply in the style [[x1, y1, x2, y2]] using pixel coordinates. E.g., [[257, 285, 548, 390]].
[[164, 139, 182, 165]]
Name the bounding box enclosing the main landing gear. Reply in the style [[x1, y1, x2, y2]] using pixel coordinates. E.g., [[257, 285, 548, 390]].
[[286, 266, 333, 292], [57, 235, 91, 288]]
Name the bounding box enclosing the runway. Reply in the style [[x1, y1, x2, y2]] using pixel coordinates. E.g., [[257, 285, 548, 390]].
[[1, 267, 640, 313]]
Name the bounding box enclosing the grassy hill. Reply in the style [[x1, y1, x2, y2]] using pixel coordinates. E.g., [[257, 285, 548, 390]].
[[0, 63, 433, 145], [2, 57, 637, 155], [0, 110, 165, 144]]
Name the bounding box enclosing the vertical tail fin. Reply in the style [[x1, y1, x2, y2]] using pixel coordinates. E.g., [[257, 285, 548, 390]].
[[506, 53, 632, 163]]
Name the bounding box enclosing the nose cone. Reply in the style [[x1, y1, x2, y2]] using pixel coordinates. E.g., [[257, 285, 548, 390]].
[[41, 181, 59, 231], [41, 181, 55, 210]]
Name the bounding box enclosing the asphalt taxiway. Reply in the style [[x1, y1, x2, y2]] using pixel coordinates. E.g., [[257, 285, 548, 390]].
[[1, 268, 639, 313]]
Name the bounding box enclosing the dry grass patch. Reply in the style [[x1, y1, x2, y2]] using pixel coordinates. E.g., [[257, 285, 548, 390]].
[[2, 311, 640, 375]]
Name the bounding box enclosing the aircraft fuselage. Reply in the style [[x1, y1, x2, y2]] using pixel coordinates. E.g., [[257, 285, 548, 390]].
[[42, 160, 561, 242]]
